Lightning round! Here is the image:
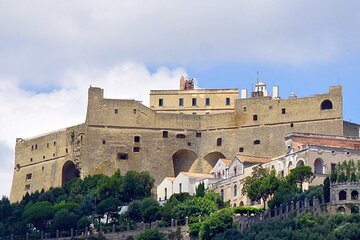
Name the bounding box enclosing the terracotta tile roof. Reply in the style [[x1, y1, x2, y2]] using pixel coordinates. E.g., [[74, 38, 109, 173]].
[[180, 172, 212, 178], [235, 154, 271, 164]]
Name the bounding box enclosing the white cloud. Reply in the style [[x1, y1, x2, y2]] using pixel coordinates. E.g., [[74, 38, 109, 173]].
[[0, 62, 186, 197], [1, 1, 360, 85]]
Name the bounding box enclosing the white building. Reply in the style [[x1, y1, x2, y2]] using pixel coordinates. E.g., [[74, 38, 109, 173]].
[[157, 177, 175, 201]]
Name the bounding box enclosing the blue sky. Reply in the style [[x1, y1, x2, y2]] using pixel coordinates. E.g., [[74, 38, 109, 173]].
[[1, 0, 360, 197]]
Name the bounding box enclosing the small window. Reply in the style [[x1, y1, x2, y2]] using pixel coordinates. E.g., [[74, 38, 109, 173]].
[[192, 98, 197, 106], [43, 156, 45, 159], [196, 132, 202, 138], [42, 166, 44, 171], [133, 109, 137, 114], [290, 123, 294, 127], [31, 145, 34, 151], [26, 173, 32, 181], [243, 107, 247, 112], [53, 141, 56, 146], [179, 98, 184, 106], [331, 163, 336, 173], [239, 147, 244, 152], [253, 115, 258, 121], [102, 140, 106, 145], [52, 153, 55, 157], [206, 98, 210, 106], [254, 140, 261, 145], [47, 143, 49, 148], [187, 142, 191, 146], [269, 106, 273, 110], [25, 184, 30, 191], [134, 136, 140, 143], [66, 148, 68, 153], [35, 144, 38, 150], [133, 147, 140, 153], [192, 112, 196, 115], [159, 98, 164, 107], [226, 97, 231, 106], [217, 138, 222, 146], [176, 134, 186, 139], [321, 100, 333, 110], [163, 131, 168, 138], [165, 187, 168, 200], [30, 158, 33, 162], [117, 153, 128, 160], [179, 183, 182, 193], [114, 109, 119, 114], [282, 108, 286, 114]]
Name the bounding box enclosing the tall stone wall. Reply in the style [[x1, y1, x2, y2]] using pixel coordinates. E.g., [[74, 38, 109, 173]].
[[10, 85, 357, 202]]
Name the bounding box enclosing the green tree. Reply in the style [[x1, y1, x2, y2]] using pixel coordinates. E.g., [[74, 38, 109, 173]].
[[97, 196, 121, 224], [137, 229, 165, 240], [199, 208, 233, 240], [196, 182, 206, 197], [122, 171, 154, 203], [51, 209, 77, 231], [288, 165, 314, 192], [173, 197, 218, 223], [242, 166, 280, 209], [128, 200, 142, 222], [323, 177, 330, 203], [24, 201, 54, 230]]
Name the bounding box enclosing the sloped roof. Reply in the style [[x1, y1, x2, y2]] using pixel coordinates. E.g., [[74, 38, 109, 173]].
[[180, 172, 212, 178], [219, 158, 233, 166], [165, 177, 175, 181], [235, 154, 271, 164]]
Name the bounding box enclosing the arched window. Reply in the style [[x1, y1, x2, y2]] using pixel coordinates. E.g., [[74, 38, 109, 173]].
[[352, 191, 359, 200], [234, 185, 238, 197], [339, 190, 347, 201], [321, 100, 333, 110], [296, 160, 304, 167], [314, 158, 324, 174], [288, 161, 293, 171], [239, 201, 244, 206], [337, 206, 346, 213]]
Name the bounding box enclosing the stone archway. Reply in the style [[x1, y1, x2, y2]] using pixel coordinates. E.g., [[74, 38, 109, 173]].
[[172, 149, 198, 176], [202, 151, 226, 173], [314, 158, 324, 174], [337, 206, 346, 213], [296, 160, 304, 167], [339, 190, 347, 201], [62, 161, 80, 187]]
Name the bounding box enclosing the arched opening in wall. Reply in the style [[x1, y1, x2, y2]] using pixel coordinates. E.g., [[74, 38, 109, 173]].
[[288, 161, 293, 172], [314, 158, 324, 174], [203, 152, 226, 172], [351, 205, 359, 214], [352, 191, 359, 200], [337, 206, 346, 213], [220, 189, 224, 201], [234, 184, 238, 197], [233, 203, 237, 208], [339, 190, 347, 201], [172, 149, 198, 176], [239, 201, 244, 206], [296, 160, 304, 167], [321, 99, 333, 110], [62, 161, 80, 187]]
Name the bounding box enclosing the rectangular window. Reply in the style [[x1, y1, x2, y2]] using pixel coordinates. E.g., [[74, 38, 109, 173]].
[[253, 115, 258, 121], [163, 131, 168, 138], [179, 98, 184, 106], [243, 107, 247, 112], [26, 173, 32, 181], [133, 147, 140, 153], [159, 98, 164, 107], [226, 97, 231, 106], [239, 147, 244, 152], [205, 98, 210, 106], [114, 109, 119, 114], [117, 153, 128, 160], [35, 144, 38, 150], [31, 145, 34, 151], [192, 98, 197, 106], [134, 136, 140, 143], [102, 140, 106, 145], [196, 132, 202, 138], [331, 163, 336, 173], [66, 148, 68, 153], [179, 183, 182, 193], [53, 141, 56, 146], [25, 184, 30, 191], [47, 143, 49, 148], [282, 108, 286, 114], [165, 188, 168, 200], [217, 138, 222, 146]]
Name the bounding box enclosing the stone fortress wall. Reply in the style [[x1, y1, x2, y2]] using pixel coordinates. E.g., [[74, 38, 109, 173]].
[[10, 79, 360, 202]]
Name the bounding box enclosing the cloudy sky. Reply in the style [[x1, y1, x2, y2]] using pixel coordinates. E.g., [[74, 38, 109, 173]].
[[1, 0, 360, 198]]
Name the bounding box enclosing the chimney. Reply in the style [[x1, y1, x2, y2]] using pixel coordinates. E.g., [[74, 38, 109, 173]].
[[180, 76, 185, 90], [241, 89, 248, 99], [272, 86, 279, 99]]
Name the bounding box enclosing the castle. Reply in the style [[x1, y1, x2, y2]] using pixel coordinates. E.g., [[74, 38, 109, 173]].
[[10, 77, 360, 202]]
